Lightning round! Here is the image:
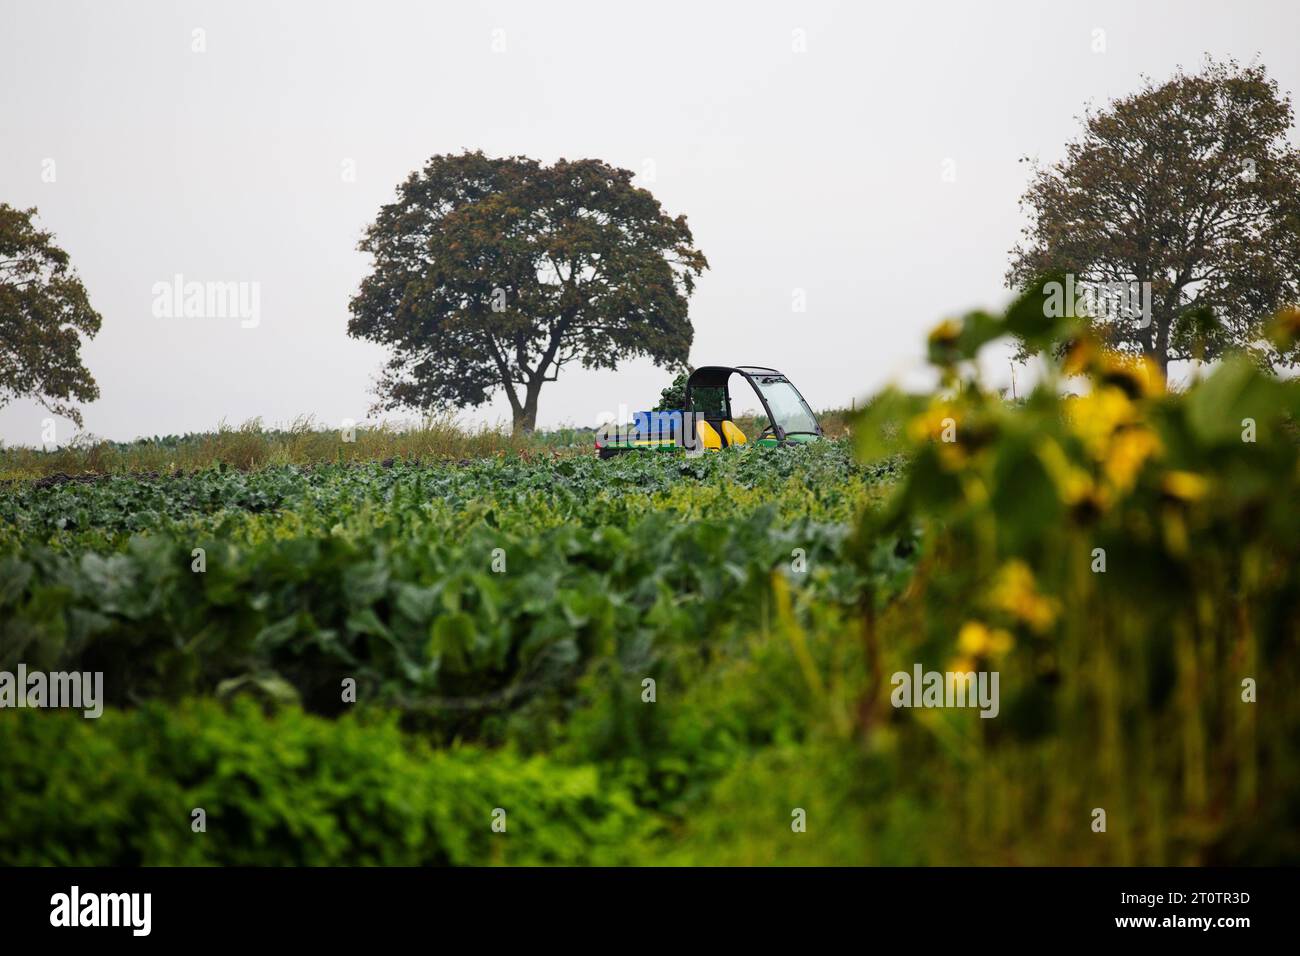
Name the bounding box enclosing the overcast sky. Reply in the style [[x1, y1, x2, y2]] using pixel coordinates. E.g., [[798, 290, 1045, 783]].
[[2, 0, 1298, 445]]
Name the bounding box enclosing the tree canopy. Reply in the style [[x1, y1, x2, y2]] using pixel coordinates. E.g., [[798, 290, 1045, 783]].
[[1008, 59, 1300, 375], [0, 204, 101, 427], [349, 152, 708, 433]]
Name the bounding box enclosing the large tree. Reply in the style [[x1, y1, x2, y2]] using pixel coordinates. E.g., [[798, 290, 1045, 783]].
[[0, 204, 101, 427], [349, 151, 708, 433], [1008, 59, 1300, 375]]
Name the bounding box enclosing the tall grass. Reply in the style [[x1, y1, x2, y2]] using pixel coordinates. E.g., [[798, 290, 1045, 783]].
[[0, 414, 535, 479], [1, 408, 858, 480]]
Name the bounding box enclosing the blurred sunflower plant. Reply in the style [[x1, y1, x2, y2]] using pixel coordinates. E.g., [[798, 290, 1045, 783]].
[[848, 277, 1300, 859]]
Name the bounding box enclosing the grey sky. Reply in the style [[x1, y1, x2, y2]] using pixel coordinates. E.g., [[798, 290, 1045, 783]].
[[2, 0, 1297, 444]]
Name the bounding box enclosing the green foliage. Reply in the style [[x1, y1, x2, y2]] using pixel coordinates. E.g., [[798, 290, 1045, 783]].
[[0, 204, 102, 426], [0, 700, 645, 865], [653, 370, 689, 411], [1, 438, 883, 547], [348, 151, 708, 433], [653, 742, 920, 865], [0, 443, 890, 744], [689, 385, 728, 419]]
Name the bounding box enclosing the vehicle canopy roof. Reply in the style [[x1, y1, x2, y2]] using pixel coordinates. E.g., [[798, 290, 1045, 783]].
[[686, 365, 784, 388]]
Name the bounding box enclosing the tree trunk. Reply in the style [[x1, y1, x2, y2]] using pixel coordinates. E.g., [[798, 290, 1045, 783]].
[[514, 378, 542, 435], [508, 379, 543, 435], [511, 405, 537, 436], [1153, 314, 1171, 382], [503, 385, 526, 435]]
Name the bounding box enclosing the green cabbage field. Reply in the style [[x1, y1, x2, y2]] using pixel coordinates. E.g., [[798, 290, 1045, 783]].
[[0, 442, 908, 864]]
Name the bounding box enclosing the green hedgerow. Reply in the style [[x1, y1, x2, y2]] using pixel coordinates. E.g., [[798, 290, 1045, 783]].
[[0, 700, 647, 866]]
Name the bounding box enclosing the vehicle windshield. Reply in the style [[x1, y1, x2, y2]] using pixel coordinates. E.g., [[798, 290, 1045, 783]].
[[751, 376, 818, 435]]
